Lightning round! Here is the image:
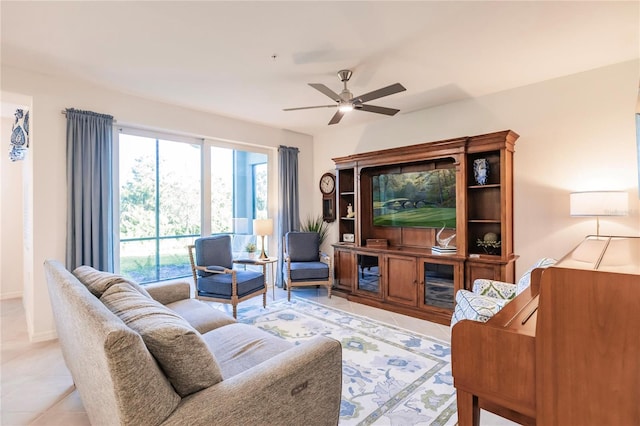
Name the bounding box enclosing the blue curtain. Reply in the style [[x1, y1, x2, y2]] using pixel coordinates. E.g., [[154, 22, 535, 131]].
[[65, 108, 114, 271], [277, 145, 300, 285]]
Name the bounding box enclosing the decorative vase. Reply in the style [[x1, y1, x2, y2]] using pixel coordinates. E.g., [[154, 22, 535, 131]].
[[473, 158, 490, 185]]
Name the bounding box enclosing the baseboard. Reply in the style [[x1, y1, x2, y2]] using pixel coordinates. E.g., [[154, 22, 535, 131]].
[[29, 328, 58, 343], [0, 291, 23, 300]]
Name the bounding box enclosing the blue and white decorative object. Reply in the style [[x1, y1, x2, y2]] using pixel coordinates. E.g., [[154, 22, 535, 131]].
[[473, 158, 489, 185], [9, 108, 29, 162]]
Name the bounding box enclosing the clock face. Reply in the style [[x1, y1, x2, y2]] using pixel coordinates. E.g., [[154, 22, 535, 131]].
[[319, 173, 335, 194]]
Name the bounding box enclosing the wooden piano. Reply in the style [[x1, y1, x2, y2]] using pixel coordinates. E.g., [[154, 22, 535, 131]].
[[452, 236, 640, 425]]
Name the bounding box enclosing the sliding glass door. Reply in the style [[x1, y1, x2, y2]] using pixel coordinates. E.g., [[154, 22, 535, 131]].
[[117, 130, 270, 283], [118, 133, 201, 282]]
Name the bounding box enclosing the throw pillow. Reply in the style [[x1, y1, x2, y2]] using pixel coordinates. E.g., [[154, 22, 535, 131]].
[[100, 282, 223, 397], [73, 265, 151, 299], [515, 257, 557, 295], [450, 289, 509, 328]]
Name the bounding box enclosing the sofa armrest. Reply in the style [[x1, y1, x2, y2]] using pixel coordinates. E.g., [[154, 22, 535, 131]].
[[472, 279, 517, 300], [144, 281, 191, 305], [162, 335, 342, 426]]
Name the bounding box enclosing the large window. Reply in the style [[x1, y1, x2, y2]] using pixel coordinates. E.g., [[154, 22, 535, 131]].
[[117, 131, 269, 283]]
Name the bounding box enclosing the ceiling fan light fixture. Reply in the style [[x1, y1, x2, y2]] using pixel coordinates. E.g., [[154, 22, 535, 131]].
[[338, 101, 354, 112]]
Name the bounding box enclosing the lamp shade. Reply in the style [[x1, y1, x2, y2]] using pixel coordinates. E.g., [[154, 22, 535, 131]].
[[253, 219, 273, 236], [570, 191, 628, 217]]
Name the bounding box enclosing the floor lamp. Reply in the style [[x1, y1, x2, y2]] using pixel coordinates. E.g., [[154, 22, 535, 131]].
[[570, 191, 628, 237], [253, 219, 273, 260]]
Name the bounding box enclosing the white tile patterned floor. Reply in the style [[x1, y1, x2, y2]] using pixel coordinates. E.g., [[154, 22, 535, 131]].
[[1, 283, 517, 425]]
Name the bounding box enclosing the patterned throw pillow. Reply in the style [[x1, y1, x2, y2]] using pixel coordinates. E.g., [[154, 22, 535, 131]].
[[450, 289, 509, 328], [473, 279, 517, 300], [73, 265, 151, 299], [101, 282, 223, 397], [516, 257, 557, 295]]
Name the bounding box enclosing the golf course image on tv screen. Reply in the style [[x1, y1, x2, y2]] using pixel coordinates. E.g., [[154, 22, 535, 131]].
[[372, 168, 456, 228]]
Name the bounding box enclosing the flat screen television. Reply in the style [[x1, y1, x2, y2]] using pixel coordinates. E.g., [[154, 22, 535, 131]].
[[372, 167, 456, 228]]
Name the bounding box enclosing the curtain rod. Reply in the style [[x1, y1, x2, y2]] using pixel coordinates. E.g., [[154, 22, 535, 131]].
[[61, 109, 117, 123]]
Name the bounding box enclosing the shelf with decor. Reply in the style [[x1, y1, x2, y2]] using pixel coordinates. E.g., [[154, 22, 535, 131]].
[[337, 167, 357, 244], [331, 130, 519, 325]]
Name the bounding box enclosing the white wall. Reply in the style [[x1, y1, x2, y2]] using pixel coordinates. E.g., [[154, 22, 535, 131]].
[[0, 115, 25, 299], [1, 65, 314, 342], [314, 60, 640, 278]]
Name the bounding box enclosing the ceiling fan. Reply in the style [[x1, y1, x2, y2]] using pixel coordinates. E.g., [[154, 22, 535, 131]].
[[284, 70, 406, 125]]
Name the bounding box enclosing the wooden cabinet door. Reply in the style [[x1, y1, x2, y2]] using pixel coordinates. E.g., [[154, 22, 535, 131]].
[[354, 253, 383, 299], [465, 260, 507, 290], [384, 255, 418, 307], [334, 248, 355, 292], [420, 259, 461, 314]]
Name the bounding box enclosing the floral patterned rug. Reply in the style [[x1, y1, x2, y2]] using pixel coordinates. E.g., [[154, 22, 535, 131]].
[[237, 298, 457, 425]]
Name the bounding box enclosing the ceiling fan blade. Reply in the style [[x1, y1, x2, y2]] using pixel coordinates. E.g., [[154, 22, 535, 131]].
[[283, 105, 337, 111], [309, 83, 342, 102], [357, 104, 400, 116], [328, 110, 345, 125], [354, 83, 406, 103]]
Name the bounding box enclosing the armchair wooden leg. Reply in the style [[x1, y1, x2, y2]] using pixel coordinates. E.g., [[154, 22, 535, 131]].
[[327, 284, 332, 299], [287, 282, 291, 301], [232, 304, 238, 319], [263, 292, 266, 308]]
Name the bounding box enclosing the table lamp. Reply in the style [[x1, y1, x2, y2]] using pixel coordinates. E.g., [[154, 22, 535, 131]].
[[570, 191, 628, 236], [253, 218, 273, 259]]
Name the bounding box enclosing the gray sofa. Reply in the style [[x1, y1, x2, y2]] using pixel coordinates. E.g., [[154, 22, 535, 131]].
[[44, 260, 342, 426]]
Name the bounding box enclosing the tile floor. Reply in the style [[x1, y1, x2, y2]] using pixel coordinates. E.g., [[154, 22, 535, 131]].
[[1, 284, 516, 425]]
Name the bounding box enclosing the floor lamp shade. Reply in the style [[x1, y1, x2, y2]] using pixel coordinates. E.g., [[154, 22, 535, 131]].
[[253, 219, 273, 259]]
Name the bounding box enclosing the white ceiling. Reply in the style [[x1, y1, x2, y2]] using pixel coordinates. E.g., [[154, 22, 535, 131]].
[[1, 1, 638, 136]]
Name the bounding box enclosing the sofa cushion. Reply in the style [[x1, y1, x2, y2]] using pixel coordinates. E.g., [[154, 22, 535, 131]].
[[195, 235, 234, 272], [288, 261, 329, 281], [286, 232, 320, 262], [450, 289, 509, 328], [100, 282, 223, 397], [73, 265, 151, 299], [202, 323, 294, 379], [197, 270, 264, 299], [165, 298, 236, 334]]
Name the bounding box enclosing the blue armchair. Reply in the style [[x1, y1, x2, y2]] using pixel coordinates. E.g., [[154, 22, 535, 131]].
[[450, 257, 556, 328], [283, 232, 333, 301], [188, 234, 266, 318]]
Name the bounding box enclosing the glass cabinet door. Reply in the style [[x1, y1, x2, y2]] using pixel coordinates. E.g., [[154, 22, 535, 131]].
[[423, 262, 455, 310], [357, 254, 380, 295]]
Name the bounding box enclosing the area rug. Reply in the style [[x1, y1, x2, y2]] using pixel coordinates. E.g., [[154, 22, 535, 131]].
[[237, 298, 457, 425]]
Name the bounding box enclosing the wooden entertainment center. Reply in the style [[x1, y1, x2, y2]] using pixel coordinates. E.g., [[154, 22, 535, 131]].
[[331, 130, 519, 325]]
